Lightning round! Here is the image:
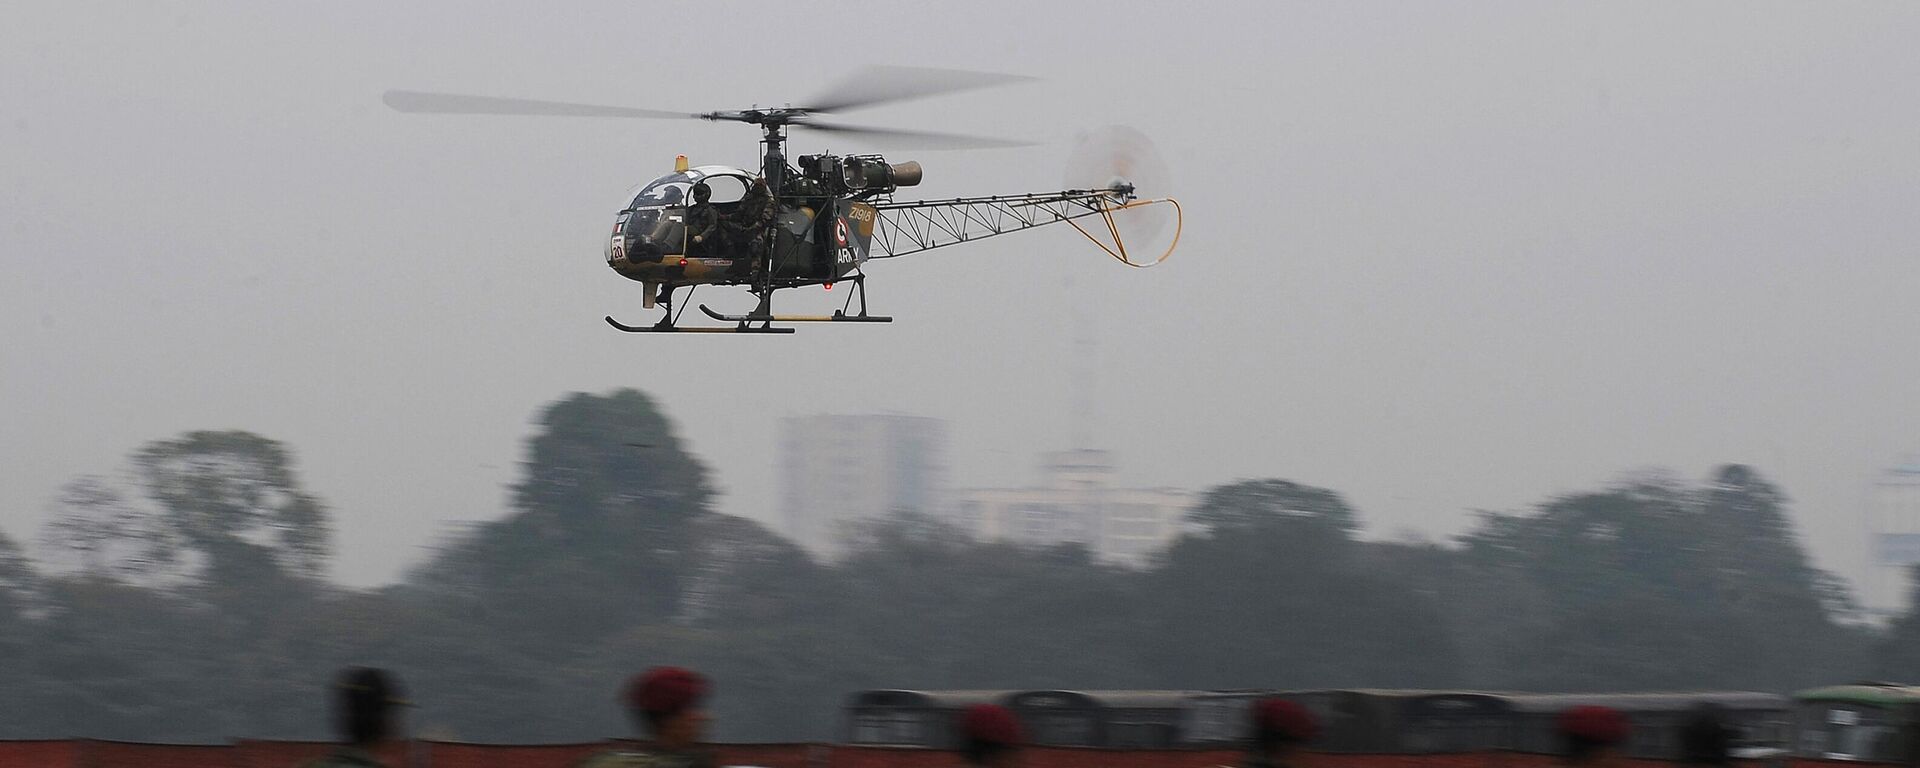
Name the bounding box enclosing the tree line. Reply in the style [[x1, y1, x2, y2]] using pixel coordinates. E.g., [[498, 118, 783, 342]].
[[0, 388, 1908, 743]]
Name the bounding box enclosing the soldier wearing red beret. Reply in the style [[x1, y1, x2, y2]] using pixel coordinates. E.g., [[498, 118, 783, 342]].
[[958, 704, 1024, 768], [1246, 698, 1318, 768], [1558, 705, 1630, 767], [576, 667, 716, 768]]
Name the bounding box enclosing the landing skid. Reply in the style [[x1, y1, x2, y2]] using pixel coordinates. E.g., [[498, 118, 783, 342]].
[[607, 274, 885, 335], [604, 315, 794, 334], [697, 305, 893, 324]]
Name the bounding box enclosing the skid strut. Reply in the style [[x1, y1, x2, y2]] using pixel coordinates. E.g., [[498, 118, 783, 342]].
[[606, 284, 795, 334], [605, 315, 794, 333], [697, 306, 892, 324], [698, 275, 892, 325]]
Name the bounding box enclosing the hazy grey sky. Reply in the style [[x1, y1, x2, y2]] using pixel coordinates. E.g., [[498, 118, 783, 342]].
[[5, 2, 1918, 605]]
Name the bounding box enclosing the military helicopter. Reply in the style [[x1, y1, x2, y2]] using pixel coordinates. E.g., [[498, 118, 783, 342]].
[[383, 66, 1180, 334]]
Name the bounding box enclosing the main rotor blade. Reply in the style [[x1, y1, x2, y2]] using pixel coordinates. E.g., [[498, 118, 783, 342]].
[[796, 120, 1033, 150], [800, 65, 1035, 114], [382, 90, 698, 119]]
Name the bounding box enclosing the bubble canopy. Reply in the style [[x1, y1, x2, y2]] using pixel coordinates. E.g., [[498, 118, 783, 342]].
[[618, 166, 757, 211]]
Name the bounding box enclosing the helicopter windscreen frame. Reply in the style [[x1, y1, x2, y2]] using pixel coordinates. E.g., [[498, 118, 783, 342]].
[[625, 173, 694, 211]]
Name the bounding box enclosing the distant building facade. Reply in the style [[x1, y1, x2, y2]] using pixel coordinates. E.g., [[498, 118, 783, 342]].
[[948, 449, 1192, 567], [780, 414, 948, 560], [1868, 461, 1920, 613]]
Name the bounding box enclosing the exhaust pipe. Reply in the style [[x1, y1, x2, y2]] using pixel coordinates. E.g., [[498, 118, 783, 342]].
[[889, 160, 923, 187]]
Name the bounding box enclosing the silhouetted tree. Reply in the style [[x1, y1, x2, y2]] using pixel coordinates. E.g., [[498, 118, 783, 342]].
[[1144, 479, 1462, 689], [134, 431, 331, 586], [0, 393, 1882, 743]]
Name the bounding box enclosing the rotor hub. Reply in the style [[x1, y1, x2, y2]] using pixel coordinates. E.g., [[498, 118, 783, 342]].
[[700, 107, 812, 127]]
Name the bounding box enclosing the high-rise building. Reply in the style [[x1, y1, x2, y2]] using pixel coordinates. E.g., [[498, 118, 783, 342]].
[[948, 449, 1192, 567], [1867, 461, 1920, 613], [779, 414, 948, 560]]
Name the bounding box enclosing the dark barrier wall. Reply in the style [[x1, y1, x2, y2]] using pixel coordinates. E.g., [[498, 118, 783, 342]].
[[75, 742, 235, 768], [0, 742, 1870, 768], [421, 743, 609, 768], [0, 741, 77, 768], [230, 740, 414, 768]]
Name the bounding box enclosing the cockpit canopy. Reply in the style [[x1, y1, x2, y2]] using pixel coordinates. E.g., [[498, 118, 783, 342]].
[[624, 173, 690, 209], [609, 165, 764, 265], [618, 166, 757, 211]]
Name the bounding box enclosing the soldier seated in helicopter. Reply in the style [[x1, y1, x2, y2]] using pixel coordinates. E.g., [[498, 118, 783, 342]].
[[685, 181, 725, 255], [725, 177, 777, 259]]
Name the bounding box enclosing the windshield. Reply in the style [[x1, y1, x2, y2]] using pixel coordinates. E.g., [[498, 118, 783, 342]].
[[625, 173, 693, 210]]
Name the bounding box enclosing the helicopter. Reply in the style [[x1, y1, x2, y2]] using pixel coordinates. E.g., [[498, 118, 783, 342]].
[[382, 66, 1181, 334]]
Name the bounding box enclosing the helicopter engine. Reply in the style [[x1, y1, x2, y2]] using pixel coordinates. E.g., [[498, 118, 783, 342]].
[[798, 154, 921, 195], [844, 155, 922, 190]]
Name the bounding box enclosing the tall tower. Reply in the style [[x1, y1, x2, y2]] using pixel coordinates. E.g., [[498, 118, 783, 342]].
[[1867, 460, 1920, 614], [1065, 274, 1097, 451]]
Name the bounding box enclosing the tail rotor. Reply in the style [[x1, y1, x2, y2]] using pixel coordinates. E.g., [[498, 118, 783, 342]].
[[1063, 126, 1181, 267]]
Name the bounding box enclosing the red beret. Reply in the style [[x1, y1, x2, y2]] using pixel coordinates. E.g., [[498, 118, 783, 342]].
[[626, 667, 708, 718], [1253, 698, 1320, 743], [961, 704, 1024, 747], [1558, 706, 1629, 745]]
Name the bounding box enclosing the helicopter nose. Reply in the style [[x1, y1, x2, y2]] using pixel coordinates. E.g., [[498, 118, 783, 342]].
[[618, 228, 672, 264], [611, 211, 671, 265], [621, 235, 665, 264]]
